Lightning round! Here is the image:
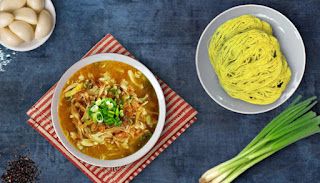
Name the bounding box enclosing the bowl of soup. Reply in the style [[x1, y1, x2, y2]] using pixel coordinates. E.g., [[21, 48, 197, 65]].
[[51, 53, 166, 167]]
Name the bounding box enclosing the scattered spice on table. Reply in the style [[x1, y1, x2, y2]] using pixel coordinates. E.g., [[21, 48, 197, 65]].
[[0, 47, 16, 72], [1, 156, 39, 183]]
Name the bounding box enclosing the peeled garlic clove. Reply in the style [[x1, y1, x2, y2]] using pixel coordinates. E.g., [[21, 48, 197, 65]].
[[14, 7, 38, 25], [0, 0, 27, 11], [9, 21, 34, 42], [27, 0, 44, 12], [0, 12, 14, 28], [35, 10, 52, 39], [0, 28, 23, 46]]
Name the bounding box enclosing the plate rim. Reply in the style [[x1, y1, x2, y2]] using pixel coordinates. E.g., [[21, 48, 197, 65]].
[[195, 4, 306, 114]]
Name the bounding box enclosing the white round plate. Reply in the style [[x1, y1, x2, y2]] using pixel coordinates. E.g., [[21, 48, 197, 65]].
[[51, 53, 166, 167], [196, 4, 305, 114], [0, 0, 56, 52]]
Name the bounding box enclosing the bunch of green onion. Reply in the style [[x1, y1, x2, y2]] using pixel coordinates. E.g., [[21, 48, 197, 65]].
[[199, 96, 320, 183], [88, 98, 124, 126]]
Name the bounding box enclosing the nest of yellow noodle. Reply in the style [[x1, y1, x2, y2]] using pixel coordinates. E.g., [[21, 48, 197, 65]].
[[208, 15, 291, 105]]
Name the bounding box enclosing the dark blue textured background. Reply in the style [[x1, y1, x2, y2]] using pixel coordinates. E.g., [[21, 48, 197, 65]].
[[0, 0, 319, 182]]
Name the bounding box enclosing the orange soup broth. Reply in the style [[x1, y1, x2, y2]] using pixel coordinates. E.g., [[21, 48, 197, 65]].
[[58, 61, 159, 159]]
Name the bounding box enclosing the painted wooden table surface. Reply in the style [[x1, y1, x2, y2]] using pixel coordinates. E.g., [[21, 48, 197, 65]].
[[0, 0, 319, 182]]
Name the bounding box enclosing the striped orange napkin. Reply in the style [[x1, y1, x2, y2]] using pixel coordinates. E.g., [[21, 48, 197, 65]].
[[26, 34, 198, 183]]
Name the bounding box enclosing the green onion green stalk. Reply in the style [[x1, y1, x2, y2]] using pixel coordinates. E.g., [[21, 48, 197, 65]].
[[199, 96, 320, 183]]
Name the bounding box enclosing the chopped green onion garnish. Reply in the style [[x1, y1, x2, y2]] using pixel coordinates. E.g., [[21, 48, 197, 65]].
[[92, 112, 103, 123], [88, 97, 124, 126], [120, 110, 124, 117], [90, 105, 99, 112], [96, 112, 103, 123], [95, 98, 102, 106], [116, 108, 119, 116]]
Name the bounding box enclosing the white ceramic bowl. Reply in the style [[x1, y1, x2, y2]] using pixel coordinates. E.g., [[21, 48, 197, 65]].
[[196, 4, 305, 114], [51, 53, 166, 167], [0, 0, 56, 52]]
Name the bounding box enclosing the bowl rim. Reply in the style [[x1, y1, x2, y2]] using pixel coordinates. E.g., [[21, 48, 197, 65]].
[[195, 4, 306, 114], [0, 0, 56, 52], [51, 53, 166, 167]]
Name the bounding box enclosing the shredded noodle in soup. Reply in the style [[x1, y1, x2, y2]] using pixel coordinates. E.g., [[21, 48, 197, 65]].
[[58, 61, 159, 160]]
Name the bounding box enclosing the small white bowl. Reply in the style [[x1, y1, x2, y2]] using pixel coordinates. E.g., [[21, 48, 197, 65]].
[[196, 4, 305, 114], [51, 53, 166, 167], [0, 0, 56, 52]]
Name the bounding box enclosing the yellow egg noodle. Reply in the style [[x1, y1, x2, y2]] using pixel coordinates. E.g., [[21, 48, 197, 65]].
[[208, 15, 272, 68], [208, 15, 291, 105]]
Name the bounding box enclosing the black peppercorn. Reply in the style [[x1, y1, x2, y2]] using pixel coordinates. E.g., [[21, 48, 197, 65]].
[[1, 156, 39, 183]]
